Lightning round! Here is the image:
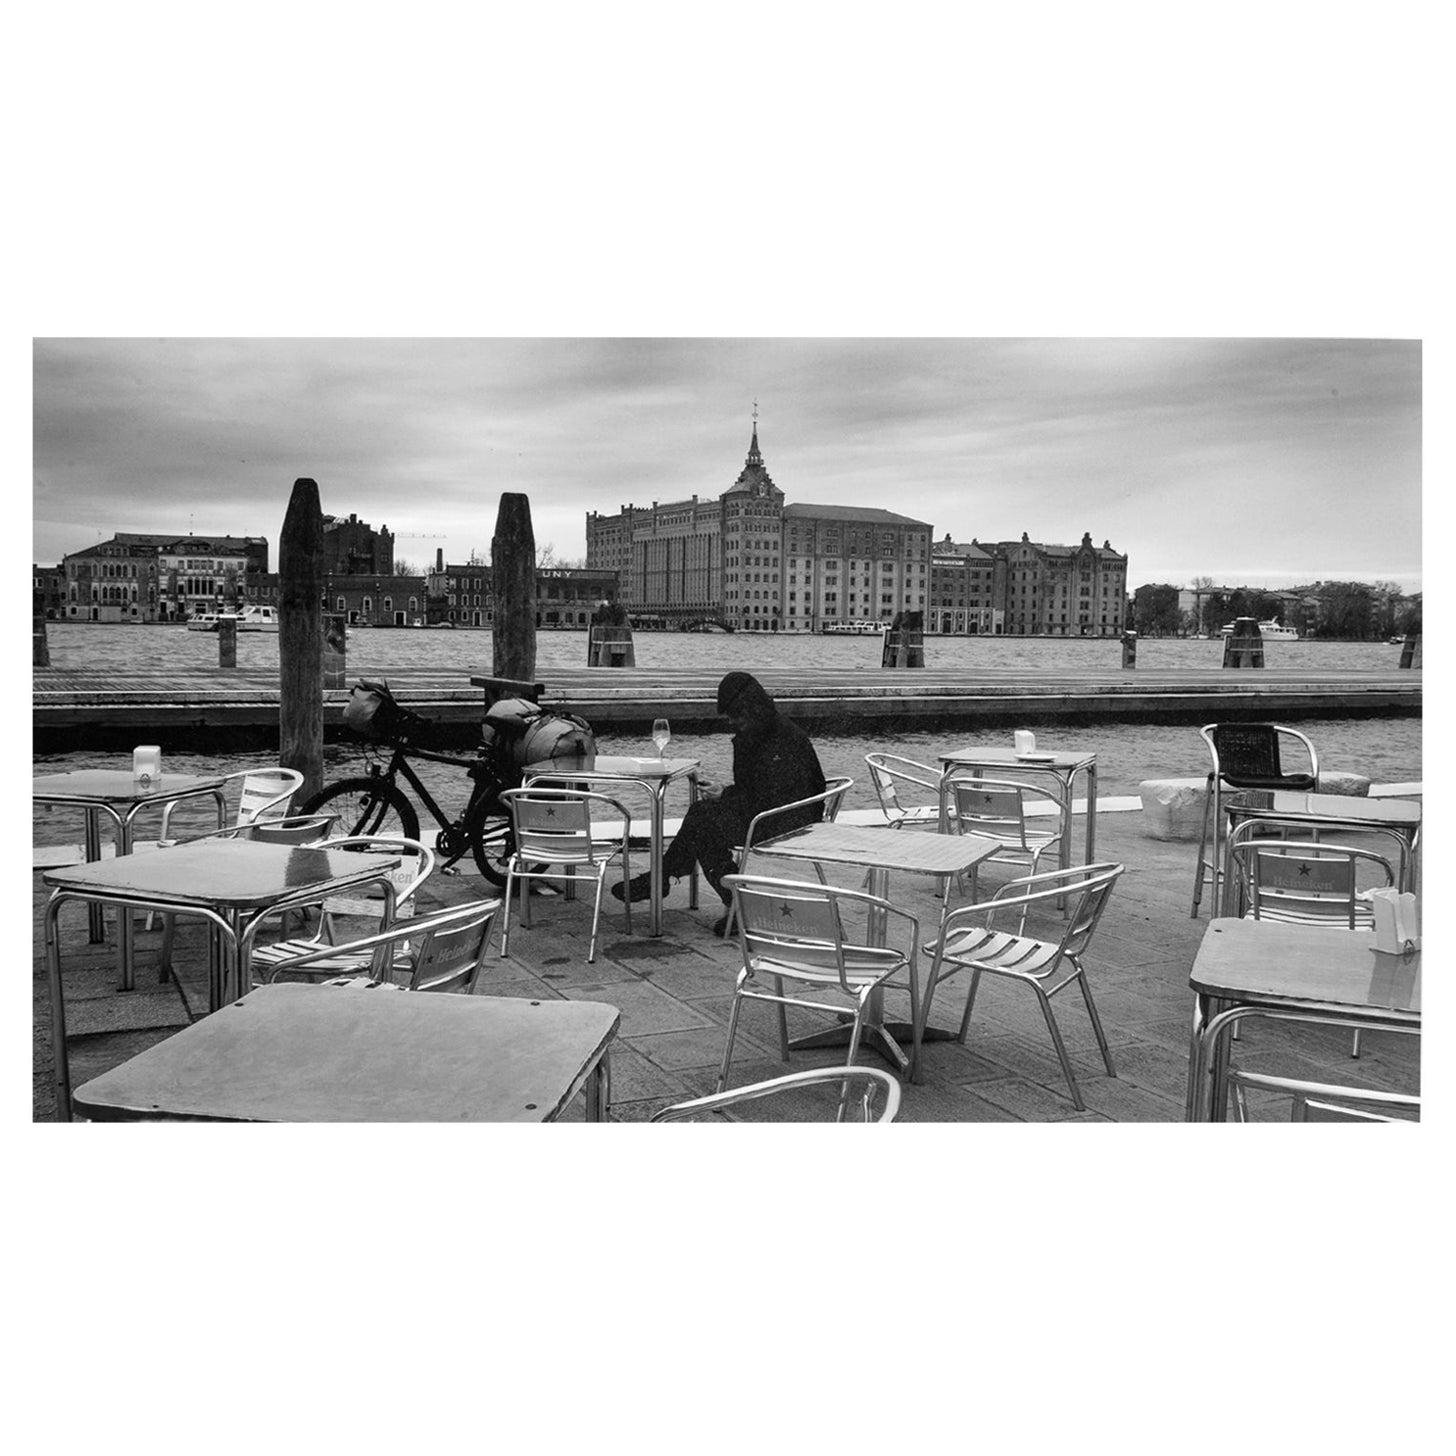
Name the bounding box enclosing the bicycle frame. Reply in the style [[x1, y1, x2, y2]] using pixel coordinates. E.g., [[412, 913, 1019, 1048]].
[[368, 742, 506, 867]]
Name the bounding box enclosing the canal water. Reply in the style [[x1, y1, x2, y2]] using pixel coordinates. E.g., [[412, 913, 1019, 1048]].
[[34, 625, 1422, 832]]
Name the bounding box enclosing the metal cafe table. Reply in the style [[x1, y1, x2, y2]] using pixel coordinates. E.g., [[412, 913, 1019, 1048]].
[[521, 754, 702, 937], [1219, 789, 1422, 913], [747, 821, 1001, 1080], [70, 983, 622, 1123], [1184, 918, 1421, 1121], [42, 839, 403, 1120], [32, 768, 229, 969], [936, 746, 1099, 869]]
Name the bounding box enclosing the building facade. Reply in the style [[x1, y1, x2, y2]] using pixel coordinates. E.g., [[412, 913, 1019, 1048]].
[[991, 532, 1128, 636], [928, 536, 997, 634], [424, 554, 621, 628], [323, 513, 394, 575], [586, 422, 932, 632]]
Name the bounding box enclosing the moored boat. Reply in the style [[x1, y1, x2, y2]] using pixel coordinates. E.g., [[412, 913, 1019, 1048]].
[[822, 620, 887, 635], [1220, 619, 1299, 641]]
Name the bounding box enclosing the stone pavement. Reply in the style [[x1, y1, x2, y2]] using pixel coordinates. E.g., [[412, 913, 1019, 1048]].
[[31, 806, 1421, 1122]]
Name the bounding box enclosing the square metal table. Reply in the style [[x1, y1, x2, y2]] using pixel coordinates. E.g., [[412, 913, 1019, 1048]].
[[936, 746, 1099, 871], [746, 821, 1002, 1078], [522, 754, 702, 936], [1220, 790, 1422, 914], [43, 840, 402, 1120], [32, 769, 229, 961], [1184, 917, 1421, 1121], [70, 983, 622, 1122]]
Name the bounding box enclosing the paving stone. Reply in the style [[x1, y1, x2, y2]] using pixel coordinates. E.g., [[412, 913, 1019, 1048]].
[[559, 976, 718, 1035], [64, 988, 192, 1035], [963, 1075, 1096, 1122]]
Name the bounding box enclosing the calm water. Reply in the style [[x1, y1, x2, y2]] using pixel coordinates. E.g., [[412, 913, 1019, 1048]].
[[35, 624, 1422, 827]]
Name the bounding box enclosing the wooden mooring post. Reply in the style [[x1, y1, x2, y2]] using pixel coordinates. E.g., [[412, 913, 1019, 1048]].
[[587, 601, 635, 667], [278, 478, 325, 802], [881, 610, 925, 668], [1399, 632, 1422, 669], [324, 614, 347, 690], [1121, 629, 1137, 669], [218, 618, 238, 668], [1222, 616, 1265, 669], [492, 493, 538, 684], [33, 598, 49, 667]]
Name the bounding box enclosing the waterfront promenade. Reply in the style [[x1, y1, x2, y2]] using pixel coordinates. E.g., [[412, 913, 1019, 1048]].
[[32, 797, 1421, 1122], [34, 652, 1420, 746]]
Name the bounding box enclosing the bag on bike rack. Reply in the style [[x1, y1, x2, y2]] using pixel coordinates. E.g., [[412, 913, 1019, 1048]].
[[482, 697, 595, 783], [344, 678, 397, 739]]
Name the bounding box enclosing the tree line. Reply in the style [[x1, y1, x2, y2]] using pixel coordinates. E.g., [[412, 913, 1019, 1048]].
[[1132, 580, 1421, 640]]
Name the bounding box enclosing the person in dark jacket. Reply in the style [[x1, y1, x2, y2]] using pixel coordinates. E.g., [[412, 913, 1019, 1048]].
[[612, 671, 827, 935]]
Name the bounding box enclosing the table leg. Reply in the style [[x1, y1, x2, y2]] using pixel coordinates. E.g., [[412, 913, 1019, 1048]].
[[45, 894, 74, 1122], [648, 794, 665, 938], [585, 1052, 611, 1121], [1085, 763, 1098, 864], [114, 821, 136, 992], [83, 809, 105, 943]]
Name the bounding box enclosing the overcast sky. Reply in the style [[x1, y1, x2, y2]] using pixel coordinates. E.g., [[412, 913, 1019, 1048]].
[[32, 336, 1421, 592]]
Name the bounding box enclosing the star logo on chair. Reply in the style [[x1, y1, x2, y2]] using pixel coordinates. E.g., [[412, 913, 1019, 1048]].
[[1297, 863, 1311, 877], [980, 793, 995, 807], [544, 807, 556, 818], [778, 901, 794, 919]]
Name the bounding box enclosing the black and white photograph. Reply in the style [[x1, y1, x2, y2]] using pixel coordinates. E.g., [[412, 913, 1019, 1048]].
[[18, 5, 1443, 1452]]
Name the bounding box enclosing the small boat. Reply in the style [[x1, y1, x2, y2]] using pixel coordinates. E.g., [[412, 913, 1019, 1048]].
[[822, 620, 887, 635], [1220, 619, 1299, 641], [185, 605, 280, 633]]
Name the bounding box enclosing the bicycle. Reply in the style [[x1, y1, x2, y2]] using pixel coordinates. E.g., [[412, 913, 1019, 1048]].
[[299, 681, 526, 884]]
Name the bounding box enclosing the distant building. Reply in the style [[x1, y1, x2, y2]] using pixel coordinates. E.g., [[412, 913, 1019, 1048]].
[[990, 532, 1129, 637], [59, 533, 269, 622], [928, 536, 996, 634], [424, 551, 620, 627], [586, 419, 932, 631], [323, 513, 394, 576], [33, 564, 66, 619]]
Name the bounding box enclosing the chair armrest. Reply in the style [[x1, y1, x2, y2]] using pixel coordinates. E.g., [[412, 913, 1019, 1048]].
[[741, 782, 847, 850], [264, 900, 501, 974], [650, 1066, 901, 1122]]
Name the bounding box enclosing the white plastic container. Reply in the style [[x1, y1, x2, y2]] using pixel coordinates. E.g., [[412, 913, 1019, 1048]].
[[133, 745, 162, 788]]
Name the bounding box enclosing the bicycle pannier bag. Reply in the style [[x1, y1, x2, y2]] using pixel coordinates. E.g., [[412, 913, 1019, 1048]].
[[344, 679, 394, 739]]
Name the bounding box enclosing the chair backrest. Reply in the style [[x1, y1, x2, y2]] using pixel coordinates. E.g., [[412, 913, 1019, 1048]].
[[402, 899, 501, 993], [499, 788, 628, 865], [727, 874, 910, 994], [234, 767, 306, 826], [1055, 863, 1123, 961], [742, 776, 854, 855], [948, 776, 1065, 850], [1235, 840, 1392, 929], [316, 835, 436, 930], [243, 813, 340, 846], [1202, 723, 1318, 789], [649, 1066, 902, 1122], [864, 753, 941, 827]]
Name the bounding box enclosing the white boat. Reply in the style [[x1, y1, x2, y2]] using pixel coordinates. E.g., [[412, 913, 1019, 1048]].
[[185, 605, 280, 633], [822, 620, 887, 635], [1220, 619, 1299, 641]]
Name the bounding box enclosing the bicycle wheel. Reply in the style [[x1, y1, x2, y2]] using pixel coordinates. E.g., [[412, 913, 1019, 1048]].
[[470, 809, 514, 885], [303, 778, 420, 841]]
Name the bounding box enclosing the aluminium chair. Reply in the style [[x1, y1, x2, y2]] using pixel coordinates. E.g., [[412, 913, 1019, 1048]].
[[1229, 833, 1397, 1058], [247, 836, 437, 983], [650, 1066, 901, 1123], [497, 787, 633, 963], [864, 753, 950, 831], [945, 775, 1069, 920], [717, 873, 921, 1117], [918, 863, 1125, 1111], [1190, 722, 1318, 918], [263, 897, 501, 994], [722, 776, 854, 938]]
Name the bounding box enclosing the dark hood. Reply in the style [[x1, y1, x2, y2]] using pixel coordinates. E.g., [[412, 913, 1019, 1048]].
[[716, 671, 776, 726]]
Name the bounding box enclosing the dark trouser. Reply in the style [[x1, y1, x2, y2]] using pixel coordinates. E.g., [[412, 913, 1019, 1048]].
[[661, 798, 749, 904]]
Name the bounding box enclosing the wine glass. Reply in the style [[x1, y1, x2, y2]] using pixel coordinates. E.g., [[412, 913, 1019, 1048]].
[[652, 718, 670, 759]]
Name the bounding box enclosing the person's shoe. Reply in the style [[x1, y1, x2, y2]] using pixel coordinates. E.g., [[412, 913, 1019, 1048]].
[[611, 873, 655, 904], [712, 913, 730, 938]]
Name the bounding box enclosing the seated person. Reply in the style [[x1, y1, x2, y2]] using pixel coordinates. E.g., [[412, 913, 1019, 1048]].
[[613, 671, 827, 935]]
